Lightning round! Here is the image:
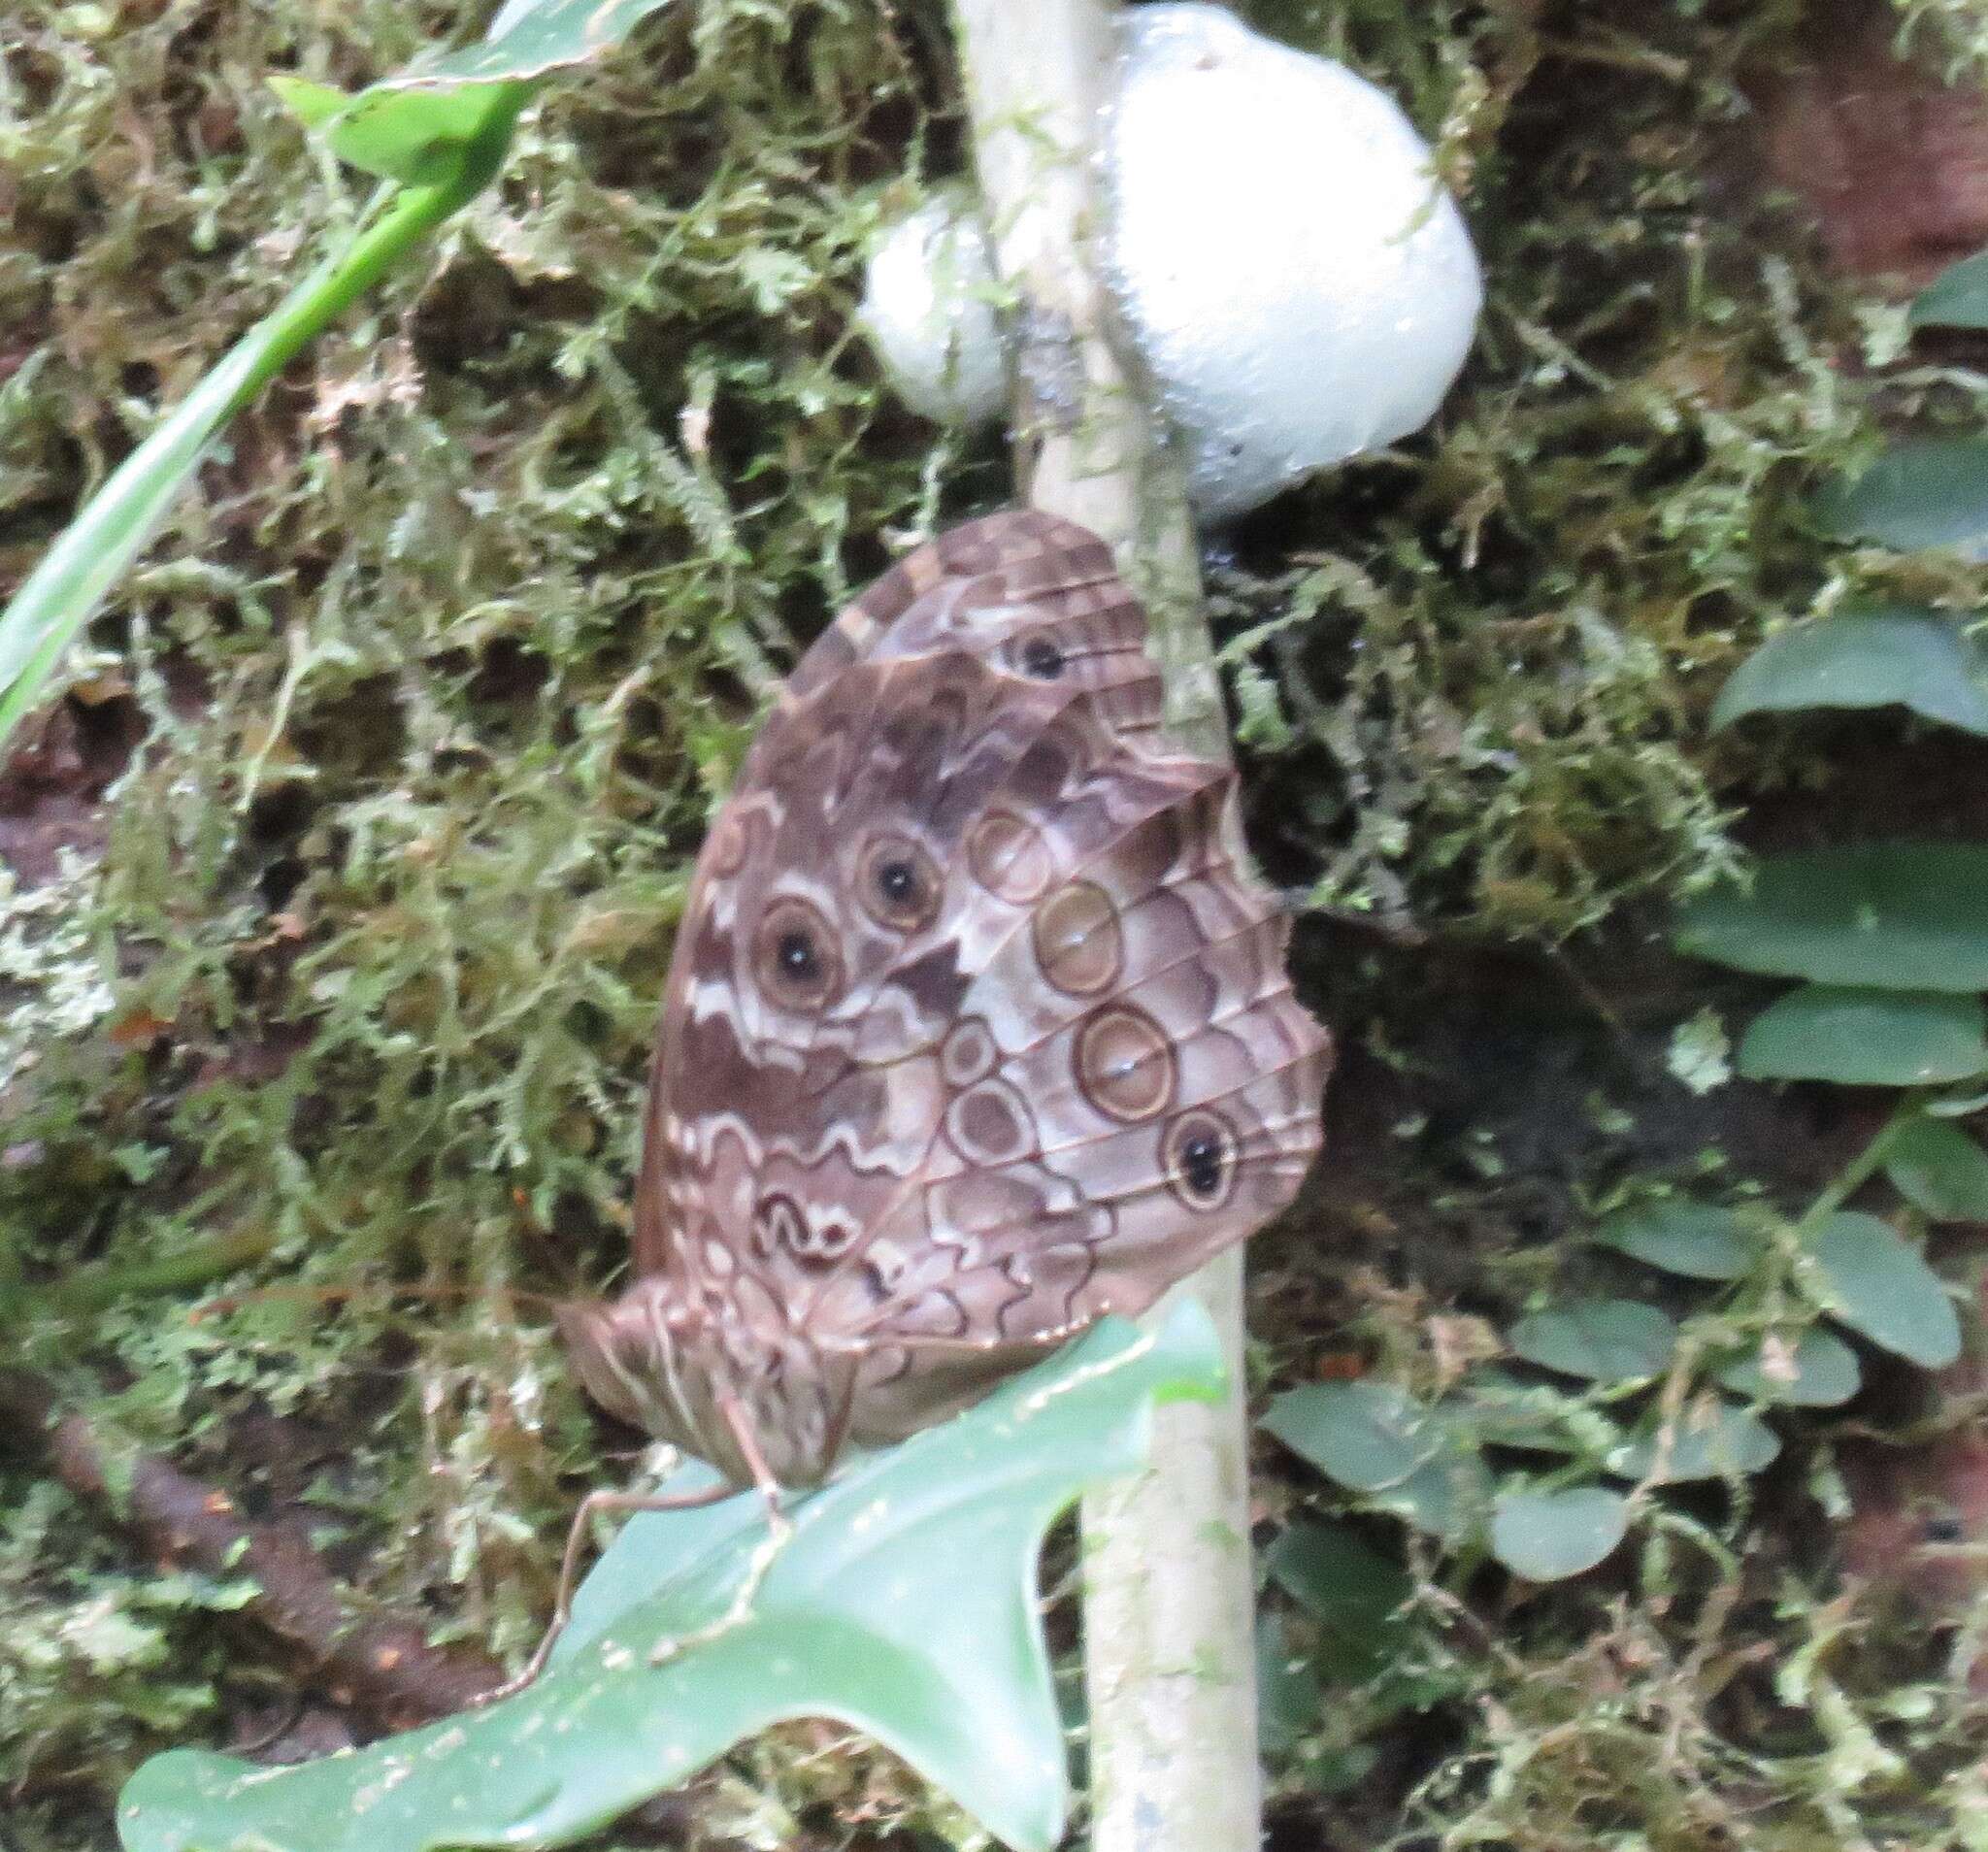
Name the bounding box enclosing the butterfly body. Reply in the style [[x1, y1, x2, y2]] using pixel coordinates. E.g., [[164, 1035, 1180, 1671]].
[[558, 513, 1331, 1490]]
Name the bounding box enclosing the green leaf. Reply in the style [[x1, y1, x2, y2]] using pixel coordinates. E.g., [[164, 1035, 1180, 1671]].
[[1489, 1487, 1629, 1581], [1806, 1211, 1961, 1368], [1737, 985, 1988, 1086], [1255, 1613, 1324, 1755], [1910, 249, 1988, 330], [116, 1303, 1224, 1852], [1674, 844, 1988, 991], [1597, 1201, 1758, 1279], [1814, 438, 1988, 558], [281, 76, 532, 185], [1709, 606, 1988, 737], [1884, 1113, 1988, 1220], [1262, 1381, 1442, 1491], [1606, 1402, 1781, 1482], [1715, 1328, 1863, 1406], [1371, 1447, 1493, 1545], [0, 178, 492, 752], [1508, 1300, 1677, 1383], [265, 75, 352, 131], [279, 1, 674, 184], [1265, 1521, 1412, 1684], [1456, 1374, 1584, 1454]]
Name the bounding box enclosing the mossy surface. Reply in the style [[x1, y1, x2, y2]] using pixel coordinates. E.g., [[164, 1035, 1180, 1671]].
[[3, 3, 1986, 1848]]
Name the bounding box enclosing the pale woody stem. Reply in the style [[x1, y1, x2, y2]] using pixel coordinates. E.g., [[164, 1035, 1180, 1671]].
[[950, 4, 1263, 1849]]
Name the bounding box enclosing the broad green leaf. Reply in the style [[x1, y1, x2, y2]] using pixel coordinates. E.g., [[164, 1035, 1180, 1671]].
[[1911, 249, 1988, 330], [1737, 984, 1988, 1086], [275, 1, 673, 184], [1715, 1328, 1862, 1407], [1806, 1211, 1961, 1368], [1597, 1201, 1758, 1279], [116, 1304, 1223, 1852], [1814, 438, 1988, 559], [1884, 1113, 1988, 1221], [1489, 1487, 1629, 1581], [1674, 844, 1988, 991], [273, 73, 530, 186], [1709, 606, 1988, 737], [1606, 1402, 1780, 1482], [1262, 1381, 1442, 1492], [1265, 1522, 1412, 1684], [1508, 1300, 1677, 1383]]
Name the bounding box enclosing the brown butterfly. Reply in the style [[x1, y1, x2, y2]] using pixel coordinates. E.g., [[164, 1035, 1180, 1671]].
[[556, 511, 1330, 1502]]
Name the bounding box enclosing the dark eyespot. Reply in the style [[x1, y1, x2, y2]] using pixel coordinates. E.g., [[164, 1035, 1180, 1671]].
[[1181, 1132, 1224, 1199], [754, 896, 842, 1009], [858, 833, 942, 932], [1165, 1108, 1238, 1209], [1922, 1512, 1968, 1546], [1019, 634, 1067, 679]]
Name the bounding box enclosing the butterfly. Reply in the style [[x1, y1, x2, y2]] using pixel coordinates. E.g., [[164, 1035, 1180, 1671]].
[[556, 510, 1331, 1496]]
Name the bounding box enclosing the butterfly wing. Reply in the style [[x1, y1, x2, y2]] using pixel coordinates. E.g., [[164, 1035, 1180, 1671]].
[[575, 513, 1328, 1484]]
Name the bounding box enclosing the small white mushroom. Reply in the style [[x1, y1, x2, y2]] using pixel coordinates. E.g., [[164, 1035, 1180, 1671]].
[[858, 5, 1483, 520], [856, 186, 1008, 428]]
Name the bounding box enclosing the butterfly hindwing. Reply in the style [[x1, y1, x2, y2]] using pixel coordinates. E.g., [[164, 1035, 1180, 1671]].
[[575, 513, 1328, 1486]]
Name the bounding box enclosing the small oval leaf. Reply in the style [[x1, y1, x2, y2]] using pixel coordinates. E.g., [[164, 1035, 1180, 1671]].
[[1489, 1487, 1630, 1581], [1606, 1402, 1781, 1482], [1715, 1328, 1862, 1407], [1509, 1300, 1678, 1383], [1911, 250, 1988, 331], [1884, 1114, 1988, 1221], [1709, 606, 1988, 738], [1371, 1447, 1493, 1545], [1814, 438, 1988, 558], [1261, 1382, 1441, 1491], [1737, 984, 1988, 1086], [1265, 1522, 1413, 1683], [1596, 1201, 1759, 1279], [1674, 844, 1988, 992], [1806, 1211, 1962, 1368]]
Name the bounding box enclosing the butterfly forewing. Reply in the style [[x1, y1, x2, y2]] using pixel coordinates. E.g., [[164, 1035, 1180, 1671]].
[[570, 511, 1330, 1488]]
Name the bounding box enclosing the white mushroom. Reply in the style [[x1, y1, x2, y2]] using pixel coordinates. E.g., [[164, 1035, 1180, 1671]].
[[858, 5, 1483, 520]]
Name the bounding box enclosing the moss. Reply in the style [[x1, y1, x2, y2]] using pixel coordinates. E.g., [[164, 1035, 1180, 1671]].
[[3, 0, 1984, 1847]]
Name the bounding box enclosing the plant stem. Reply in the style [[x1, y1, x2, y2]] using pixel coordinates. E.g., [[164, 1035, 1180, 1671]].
[[1794, 1091, 1925, 1238], [949, 6, 1260, 1849], [11, 1223, 279, 1326], [0, 106, 516, 746]]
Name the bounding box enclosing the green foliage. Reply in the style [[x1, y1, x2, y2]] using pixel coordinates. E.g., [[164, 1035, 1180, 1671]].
[[1487, 1488, 1628, 1581], [9, 4, 1988, 1850], [1736, 985, 1988, 1086], [1884, 1112, 1988, 1219], [1709, 605, 1988, 737], [1806, 1212, 1960, 1370], [120, 1305, 1222, 1852], [1814, 437, 1988, 557], [1596, 1201, 1759, 1280], [1676, 843, 1988, 991], [1910, 249, 1988, 330], [0, 0, 687, 746]]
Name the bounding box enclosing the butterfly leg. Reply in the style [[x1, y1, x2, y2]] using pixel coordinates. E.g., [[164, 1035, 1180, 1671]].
[[478, 1478, 739, 1703]]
